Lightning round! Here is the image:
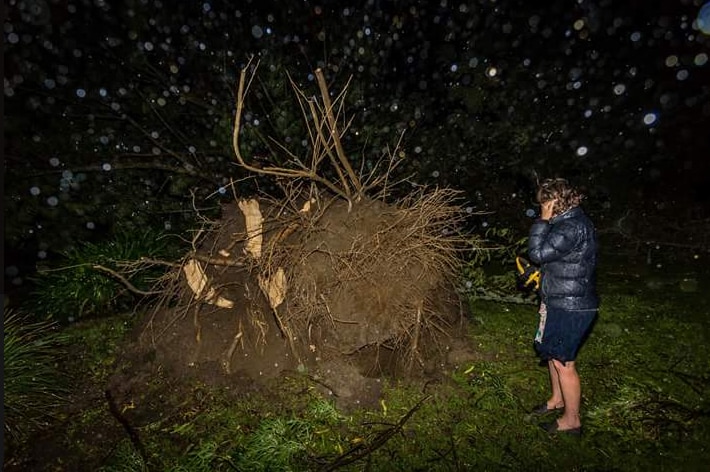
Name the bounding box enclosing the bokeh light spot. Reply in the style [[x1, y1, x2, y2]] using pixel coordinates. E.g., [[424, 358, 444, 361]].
[[643, 112, 658, 125], [697, 2, 710, 35]]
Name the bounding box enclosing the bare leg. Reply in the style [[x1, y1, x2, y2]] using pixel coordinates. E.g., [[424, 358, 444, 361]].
[[546, 360, 565, 409], [552, 359, 582, 429]]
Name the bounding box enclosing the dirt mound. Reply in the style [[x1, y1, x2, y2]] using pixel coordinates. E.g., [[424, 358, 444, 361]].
[[132, 189, 470, 408]]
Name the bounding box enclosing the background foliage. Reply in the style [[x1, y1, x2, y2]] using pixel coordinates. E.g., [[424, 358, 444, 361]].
[[5, 0, 709, 291], [25, 228, 185, 323]]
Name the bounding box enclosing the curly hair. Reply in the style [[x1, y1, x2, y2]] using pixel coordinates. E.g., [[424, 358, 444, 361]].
[[536, 178, 584, 217]]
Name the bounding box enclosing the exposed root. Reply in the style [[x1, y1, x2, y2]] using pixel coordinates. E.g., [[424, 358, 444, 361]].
[[221, 331, 243, 375]]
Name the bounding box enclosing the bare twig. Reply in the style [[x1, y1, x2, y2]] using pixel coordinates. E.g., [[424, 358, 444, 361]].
[[91, 264, 164, 296], [319, 395, 431, 471], [231, 60, 361, 202], [315, 68, 362, 197]]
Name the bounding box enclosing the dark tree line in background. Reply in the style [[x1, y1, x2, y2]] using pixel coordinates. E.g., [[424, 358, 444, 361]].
[[4, 0, 709, 283]]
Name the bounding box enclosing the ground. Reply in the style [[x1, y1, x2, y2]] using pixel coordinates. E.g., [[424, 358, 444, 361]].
[[3, 308, 478, 471], [7, 232, 709, 471]]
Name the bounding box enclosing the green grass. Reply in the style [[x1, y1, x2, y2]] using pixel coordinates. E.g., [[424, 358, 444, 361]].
[[6, 254, 710, 471], [3, 310, 68, 443]]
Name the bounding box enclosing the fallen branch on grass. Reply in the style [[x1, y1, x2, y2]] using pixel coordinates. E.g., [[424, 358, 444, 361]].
[[319, 395, 431, 471], [104, 390, 148, 468]]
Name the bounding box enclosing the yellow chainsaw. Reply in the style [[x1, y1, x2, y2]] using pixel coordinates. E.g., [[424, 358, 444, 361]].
[[515, 256, 541, 291]]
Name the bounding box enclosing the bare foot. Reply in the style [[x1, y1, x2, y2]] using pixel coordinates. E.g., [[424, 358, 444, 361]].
[[555, 417, 581, 431], [546, 400, 564, 410]]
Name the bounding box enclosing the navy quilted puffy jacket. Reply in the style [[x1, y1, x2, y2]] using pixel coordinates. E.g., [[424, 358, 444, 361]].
[[528, 206, 599, 310]]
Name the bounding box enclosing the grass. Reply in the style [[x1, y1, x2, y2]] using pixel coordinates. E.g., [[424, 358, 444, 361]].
[[3, 310, 68, 443], [5, 251, 710, 471]]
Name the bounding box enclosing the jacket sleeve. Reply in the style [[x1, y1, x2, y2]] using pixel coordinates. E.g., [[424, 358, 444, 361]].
[[528, 219, 578, 264]]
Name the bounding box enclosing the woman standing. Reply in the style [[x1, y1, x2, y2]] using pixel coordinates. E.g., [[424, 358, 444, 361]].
[[528, 178, 598, 435]]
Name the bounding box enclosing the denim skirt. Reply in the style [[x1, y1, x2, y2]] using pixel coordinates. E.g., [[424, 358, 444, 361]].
[[534, 306, 597, 364]]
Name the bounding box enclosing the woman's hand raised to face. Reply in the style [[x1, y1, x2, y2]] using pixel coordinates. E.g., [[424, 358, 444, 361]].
[[540, 200, 556, 221]]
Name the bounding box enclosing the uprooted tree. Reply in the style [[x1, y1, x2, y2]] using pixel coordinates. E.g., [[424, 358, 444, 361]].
[[135, 61, 476, 394]]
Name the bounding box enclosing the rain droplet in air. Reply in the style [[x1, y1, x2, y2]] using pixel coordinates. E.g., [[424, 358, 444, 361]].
[[643, 112, 658, 125], [697, 2, 710, 35]]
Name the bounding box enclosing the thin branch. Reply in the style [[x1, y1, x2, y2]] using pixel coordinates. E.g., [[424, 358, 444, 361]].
[[319, 395, 431, 471], [138, 258, 183, 267], [105, 390, 148, 469], [315, 68, 363, 196], [23, 160, 215, 182], [189, 253, 247, 268], [231, 60, 351, 200], [92, 264, 164, 296]]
